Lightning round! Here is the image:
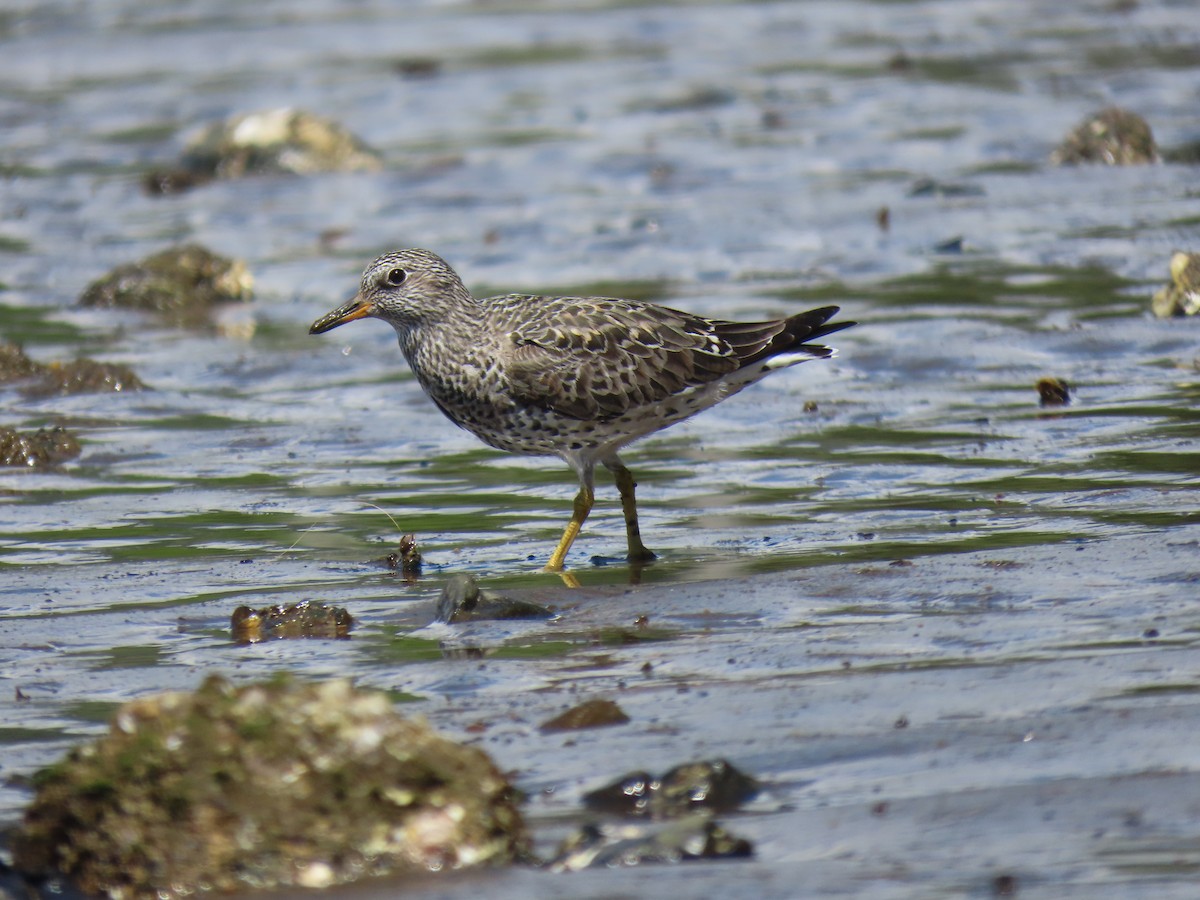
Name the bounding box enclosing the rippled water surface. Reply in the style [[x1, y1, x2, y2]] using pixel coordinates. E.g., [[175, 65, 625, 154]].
[[2, 0, 1199, 896]]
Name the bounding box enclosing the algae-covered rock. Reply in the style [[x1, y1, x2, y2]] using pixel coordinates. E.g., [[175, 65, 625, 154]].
[[29, 360, 146, 397], [12, 675, 528, 899], [0, 426, 81, 467], [1051, 107, 1158, 166], [231, 600, 353, 643], [145, 108, 382, 193], [0, 342, 43, 381], [79, 244, 253, 326], [0, 343, 146, 396], [1151, 251, 1200, 318]]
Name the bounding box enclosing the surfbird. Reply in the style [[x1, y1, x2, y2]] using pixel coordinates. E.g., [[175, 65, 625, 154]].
[[310, 249, 855, 572]]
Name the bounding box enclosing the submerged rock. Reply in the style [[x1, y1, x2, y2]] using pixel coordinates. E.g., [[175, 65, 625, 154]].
[[12, 675, 528, 899], [1051, 107, 1158, 166], [231, 600, 353, 643], [0, 343, 146, 396], [436, 574, 554, 624], [0, 426, 81, 467], [1151, 251, 1200, 318], [79, 244, 253, 326], [146, 108, 382, 193], [550, 814, 752, 871], [907, 178, 985, 198], [540, 698, 630, 733], [583, 759, 761, 818]]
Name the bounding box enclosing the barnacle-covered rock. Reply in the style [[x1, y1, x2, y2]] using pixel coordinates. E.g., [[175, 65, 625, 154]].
[[0, 426, 81, 467], [145, 108, 382, 193], [184, 108, 382, 177], [231, 600, 353, 643], [12, 675, 528, 899]]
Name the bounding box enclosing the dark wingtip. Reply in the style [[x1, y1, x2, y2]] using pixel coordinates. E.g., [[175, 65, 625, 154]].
[[809, 307, 857, 331], [791, 307, 857, 344], [819, 318, 858, 336]]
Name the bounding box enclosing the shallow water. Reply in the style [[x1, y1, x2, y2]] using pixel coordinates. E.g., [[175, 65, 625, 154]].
[[2, 0, 1199, 896]]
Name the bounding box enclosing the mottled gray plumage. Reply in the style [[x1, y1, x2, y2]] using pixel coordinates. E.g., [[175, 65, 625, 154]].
[[311, 248, 855, 572]]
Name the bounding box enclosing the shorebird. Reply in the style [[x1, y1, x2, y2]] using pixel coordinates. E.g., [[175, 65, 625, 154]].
[[311, 249, 854, 572]]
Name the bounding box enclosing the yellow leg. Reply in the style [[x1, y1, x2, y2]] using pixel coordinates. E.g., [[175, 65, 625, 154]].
[[544, 484, 594, 572], [606, 459, 657, 563]]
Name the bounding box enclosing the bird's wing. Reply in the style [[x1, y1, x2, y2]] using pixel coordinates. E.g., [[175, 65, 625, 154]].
[[498, 296, 768, 421]]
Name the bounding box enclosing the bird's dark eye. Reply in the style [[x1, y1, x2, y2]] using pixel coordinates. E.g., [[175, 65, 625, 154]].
[[385, 267, 407, 286]]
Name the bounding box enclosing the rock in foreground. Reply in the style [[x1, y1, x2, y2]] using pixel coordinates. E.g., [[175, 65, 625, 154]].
[[12, 675, 528, 899]]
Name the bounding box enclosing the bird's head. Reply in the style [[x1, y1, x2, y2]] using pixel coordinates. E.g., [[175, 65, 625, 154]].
[[309, 248, 470, 335]]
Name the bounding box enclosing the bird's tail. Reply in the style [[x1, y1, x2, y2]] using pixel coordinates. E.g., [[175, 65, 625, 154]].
[[718, 306, 856, 370]]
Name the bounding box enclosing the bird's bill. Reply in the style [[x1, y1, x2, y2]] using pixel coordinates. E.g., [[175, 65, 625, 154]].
[[309, 294, 374, 334]]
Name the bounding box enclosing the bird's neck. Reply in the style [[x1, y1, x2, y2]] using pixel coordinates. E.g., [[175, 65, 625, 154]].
[[394, 301, 483, 371]]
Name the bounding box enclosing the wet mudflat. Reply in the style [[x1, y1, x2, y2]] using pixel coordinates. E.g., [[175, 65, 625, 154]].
[[2, 0, 1199, 896]]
